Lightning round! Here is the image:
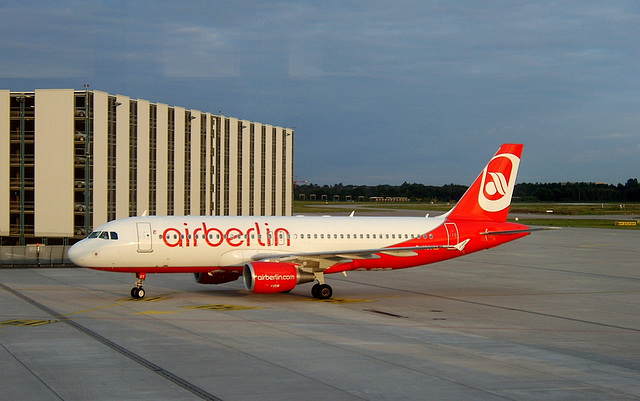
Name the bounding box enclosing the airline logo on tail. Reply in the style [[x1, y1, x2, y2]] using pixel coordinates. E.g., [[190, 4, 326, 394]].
[[478, 152, 520, 212]]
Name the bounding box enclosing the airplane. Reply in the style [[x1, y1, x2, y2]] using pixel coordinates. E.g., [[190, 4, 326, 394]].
[[68, 143, 537, 300]]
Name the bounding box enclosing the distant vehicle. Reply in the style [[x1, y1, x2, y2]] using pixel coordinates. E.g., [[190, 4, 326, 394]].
[[69, 144, 535, 300]]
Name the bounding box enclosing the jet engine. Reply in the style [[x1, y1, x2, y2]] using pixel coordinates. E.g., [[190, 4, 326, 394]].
[[243, 262, 314, 293], [193, 270, 241, 285]]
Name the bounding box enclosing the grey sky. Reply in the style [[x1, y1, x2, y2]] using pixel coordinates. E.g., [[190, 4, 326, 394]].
[[1, 1, 639, 185]]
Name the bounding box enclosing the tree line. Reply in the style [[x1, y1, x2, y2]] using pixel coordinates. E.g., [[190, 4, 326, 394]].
[[295, 179, 640, 203]]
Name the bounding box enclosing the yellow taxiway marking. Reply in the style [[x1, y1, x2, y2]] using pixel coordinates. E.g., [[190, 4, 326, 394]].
[[181, 304, 264, 311], [0, 319, 57, 327], [302, 297, 374, 304], [118, 296, 172, 302], [134, 311, 176, 315]]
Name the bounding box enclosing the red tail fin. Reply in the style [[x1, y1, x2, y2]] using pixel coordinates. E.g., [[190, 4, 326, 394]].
[[446, 144, 523, 222]]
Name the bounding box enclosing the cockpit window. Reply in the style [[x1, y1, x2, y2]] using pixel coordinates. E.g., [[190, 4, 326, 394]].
[[87, 231, 119, 240]]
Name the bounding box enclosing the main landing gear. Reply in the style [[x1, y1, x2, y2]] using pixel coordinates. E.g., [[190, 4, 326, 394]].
[[311, 283, 333, 299], [131, 273, 146, 299], [310, 271, 333, 299]]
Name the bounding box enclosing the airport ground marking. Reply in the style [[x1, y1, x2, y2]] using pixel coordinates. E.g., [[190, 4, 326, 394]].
[[119, 296, 172, 302], [0, 281, 223, 401], [181, 304, 264, 311], [302, 297, 374, 304], [134, 311, 177, 315], [364, 309, 409, 318], [0, 319, 57, 327]]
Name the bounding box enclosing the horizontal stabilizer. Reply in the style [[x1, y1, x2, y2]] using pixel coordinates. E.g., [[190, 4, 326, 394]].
[[480, 227, 560, 236], [452, 239, 470, 252]]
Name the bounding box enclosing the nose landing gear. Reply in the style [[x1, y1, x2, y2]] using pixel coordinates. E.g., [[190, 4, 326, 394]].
[[131, 273, 146, 299]]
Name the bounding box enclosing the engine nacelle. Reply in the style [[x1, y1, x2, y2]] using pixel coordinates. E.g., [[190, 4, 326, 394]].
[[243, 262, 314, 294], [193, 271, 241, 285]]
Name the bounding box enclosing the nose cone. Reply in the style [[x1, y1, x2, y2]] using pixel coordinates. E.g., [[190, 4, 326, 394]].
[[68, 240, 93, 267]]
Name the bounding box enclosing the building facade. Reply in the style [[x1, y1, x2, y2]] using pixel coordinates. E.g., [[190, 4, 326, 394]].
[[0, 89, 294, 246]]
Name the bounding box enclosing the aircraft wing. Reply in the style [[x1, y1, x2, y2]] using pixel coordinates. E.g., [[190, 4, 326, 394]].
[[251, 240, 470, 266]]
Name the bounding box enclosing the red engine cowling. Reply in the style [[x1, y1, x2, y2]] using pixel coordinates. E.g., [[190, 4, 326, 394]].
[[243, 262, 314, 293], [193, 271, 241, 285]]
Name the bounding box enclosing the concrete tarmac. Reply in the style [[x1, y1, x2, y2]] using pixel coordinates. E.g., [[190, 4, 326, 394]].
[[1, 227, 639, 400]]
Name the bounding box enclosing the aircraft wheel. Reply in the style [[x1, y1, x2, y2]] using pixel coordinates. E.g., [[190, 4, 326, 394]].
[[131, 287, 145, 299], [311, 283, 320, 298], [316, 284, 333, 299]]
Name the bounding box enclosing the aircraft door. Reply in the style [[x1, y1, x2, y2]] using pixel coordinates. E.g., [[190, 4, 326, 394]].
[[445, 223, 459, 246], [136, 222, 153, 253]]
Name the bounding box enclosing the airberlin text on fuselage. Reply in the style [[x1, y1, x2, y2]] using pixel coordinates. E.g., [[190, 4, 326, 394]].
[[162, 222, 290, 248]]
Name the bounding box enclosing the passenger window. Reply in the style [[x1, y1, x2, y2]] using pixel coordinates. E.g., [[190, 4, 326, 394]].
[[110, 232, 118, 240]]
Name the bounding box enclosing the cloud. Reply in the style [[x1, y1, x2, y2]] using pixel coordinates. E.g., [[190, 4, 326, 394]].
[[2, 1, 640, 185], [162, 25, 239, 78]]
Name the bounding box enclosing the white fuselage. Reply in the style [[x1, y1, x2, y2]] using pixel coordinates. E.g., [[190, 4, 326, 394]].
[[68, 215, 446, 270]]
